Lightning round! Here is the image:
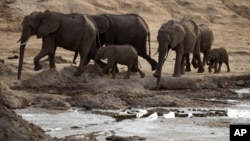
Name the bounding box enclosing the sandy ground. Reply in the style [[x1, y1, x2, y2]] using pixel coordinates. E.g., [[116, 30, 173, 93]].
[[0, 0, 250, 141]]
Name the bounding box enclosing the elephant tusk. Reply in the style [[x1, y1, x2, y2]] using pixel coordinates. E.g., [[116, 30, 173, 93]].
[[19, 41, 27, 46]]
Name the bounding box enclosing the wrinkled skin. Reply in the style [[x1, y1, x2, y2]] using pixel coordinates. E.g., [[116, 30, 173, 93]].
[[17, 10, 98, 79], [95, 45, 145, 79], [74, 14, 157, 72], [153, 19, 204, 90], [206, 47, 230, 73], [186, 24, 214, 71]]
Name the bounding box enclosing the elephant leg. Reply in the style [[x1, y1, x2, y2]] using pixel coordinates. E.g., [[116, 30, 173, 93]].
[[111, 63, 119, 73], [124, 64, 132, 79], [102, 65, 112, 75], [185, 54, 191, 72], [96, 60, 107, 69], [202, 52, 206, 67], [173, 48, 183, 77], [214, 61, 218, 73], [218, 62, 222, 73], [103, 59, 114, 78], [74, 41, 93, 76], [191, 55, 199, 69], [48, 53, 56, 69], [73, 51, 78, 64], [111, 65, 116, 79], [208, 62, 213, 73], [84, 57, 91, 66], [34, 51, 48, 71], [34, 39, 55, 71], [139, 53, 157, 71], [134, 60, 145, 78], [225, 61, 230, 72], [194, 53, 204, 73], [180, 54, 186, 75], [88, 47, 107, 69], [74, 55, 86, 76], [48, 46, 56, 69]]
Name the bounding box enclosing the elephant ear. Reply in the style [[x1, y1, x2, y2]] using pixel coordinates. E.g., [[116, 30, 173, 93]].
[[92, 15, 109, 34], [171, 23, 186, 48], [37, 10, 59, 38]]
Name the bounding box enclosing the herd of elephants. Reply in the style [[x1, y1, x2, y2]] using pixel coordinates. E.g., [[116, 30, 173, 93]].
[[17, 10, 230, 89]]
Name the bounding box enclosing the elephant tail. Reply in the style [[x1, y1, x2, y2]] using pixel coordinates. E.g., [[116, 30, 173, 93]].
[[148, 30, 151, 57], [133, 14, 151, 57]]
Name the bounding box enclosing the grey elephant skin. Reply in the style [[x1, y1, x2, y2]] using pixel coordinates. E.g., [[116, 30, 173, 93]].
[[154, 19, 204, 89], [74, 14, 157, 71], [186, 24, 214, 71], [206, 47, 230, 73], [95, 45, 145, 79], [17, 10, 98, 79]]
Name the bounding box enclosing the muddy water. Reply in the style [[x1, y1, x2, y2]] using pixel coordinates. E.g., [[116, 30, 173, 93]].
[[15, 89, 250, 141]]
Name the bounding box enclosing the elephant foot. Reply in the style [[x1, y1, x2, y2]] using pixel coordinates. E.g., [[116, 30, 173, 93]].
[[151, 65, 157, 71], [111, 68, 119, 73], [34, 65, 42, 71], [50, 68, 56, 72], [123, 75, 130, 79], [140, 73, 145, 78], [192, 64, 198, 69], [172, 73, 181, 77], [153, 72, 158, 78], [185, 68, 191, 72], [197, 68, 204, 73], [74, 70, 84, 76], [155, 84, 161, 90], [181, 71, 185, 75]]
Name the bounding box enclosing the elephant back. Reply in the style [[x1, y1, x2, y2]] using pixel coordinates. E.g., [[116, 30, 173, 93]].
[[199, 24, 214, 48]]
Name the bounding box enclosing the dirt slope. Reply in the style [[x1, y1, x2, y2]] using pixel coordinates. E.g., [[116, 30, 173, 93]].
[[0, 0, 250, 76]]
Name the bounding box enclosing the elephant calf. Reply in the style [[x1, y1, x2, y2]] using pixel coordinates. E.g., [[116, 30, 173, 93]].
[[206, 47, 230, 73], [95, 45, 145, 79]]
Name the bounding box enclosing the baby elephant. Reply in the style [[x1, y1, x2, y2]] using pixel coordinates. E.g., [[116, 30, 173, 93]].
[[95, 45, 145, 79], [206, 47, 230, 73]]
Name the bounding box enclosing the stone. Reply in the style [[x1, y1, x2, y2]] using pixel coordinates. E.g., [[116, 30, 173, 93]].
[[235, 80, 245, 86]]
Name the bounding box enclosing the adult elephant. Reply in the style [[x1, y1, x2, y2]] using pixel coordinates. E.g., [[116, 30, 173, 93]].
[[153, 19, 204, 89], [186, 24, 214, 71], [73, 14, 157, 71], [17, 10, 99, 79]]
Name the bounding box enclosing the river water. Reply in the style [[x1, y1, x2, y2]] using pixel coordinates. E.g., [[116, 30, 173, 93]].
[[15, 88, 250, 141]]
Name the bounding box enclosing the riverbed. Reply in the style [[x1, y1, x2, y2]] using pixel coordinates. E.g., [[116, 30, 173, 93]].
[[15, 89, 250, 141]]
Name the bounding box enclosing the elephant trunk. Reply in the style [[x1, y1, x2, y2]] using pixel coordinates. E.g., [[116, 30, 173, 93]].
[[154, 45, 168, 90], [17, 29, 31, 79], [17, 45, 25, 79], [205, 55, 211, 65], [206, 59, 209, 65], [94, 55, 99, 68]]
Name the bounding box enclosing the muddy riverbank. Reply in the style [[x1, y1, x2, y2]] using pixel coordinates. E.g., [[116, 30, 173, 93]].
[[1, 61, 250, 140], [15, 99, 250, 141]]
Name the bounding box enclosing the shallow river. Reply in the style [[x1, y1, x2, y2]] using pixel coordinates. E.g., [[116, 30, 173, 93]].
[[15, 89, 250, 141]]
